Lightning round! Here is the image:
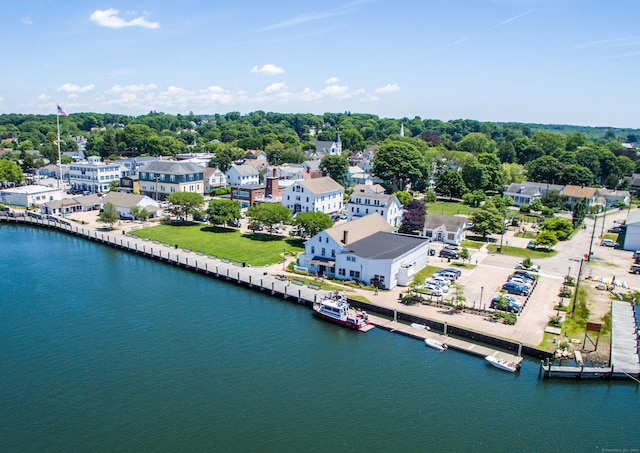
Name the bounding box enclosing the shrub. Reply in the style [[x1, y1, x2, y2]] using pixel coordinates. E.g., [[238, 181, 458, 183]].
[[519, 204, 530, 213], [502, 313, 517, 325]]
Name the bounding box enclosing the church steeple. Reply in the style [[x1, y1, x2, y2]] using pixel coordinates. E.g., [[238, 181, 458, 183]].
[[400, 122, 405, 137]]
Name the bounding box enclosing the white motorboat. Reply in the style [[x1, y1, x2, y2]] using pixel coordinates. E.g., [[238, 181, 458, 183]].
[[425, 338, 447, 351], [485, 355, 521, 373], [411, 323, 430, 331]]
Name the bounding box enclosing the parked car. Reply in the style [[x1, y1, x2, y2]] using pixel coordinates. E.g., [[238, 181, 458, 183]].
[[435, 270, 458, 281], [630, 264, 640, 275], [527, 240, 536, 250], [502, 282, 530, 296], [443, 268, 462, 278], [516, 261, 539, 272], [423, 286, 443, 297], [608, 227, 623, 234], [513, 270, 536, 282], [248, 223, 263, 231], [119, 213, 134, 221], [491, 295, 522, 312], [600, 239, 619, 248], [508, 276, 532, 289], [424, 279, 449, 292], [193, 215, 207, 222], [439, 249, 459, 259]]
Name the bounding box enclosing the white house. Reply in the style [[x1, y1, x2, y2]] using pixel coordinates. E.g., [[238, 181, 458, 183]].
[[226, 164, 259, 187], [68, 156, 122, 194], [297, 214, 431, 289], [101, 192, 163, 218], [423, 214, 467, 246], [598, 188, 630, 207], [623, 209, 640, 251], [503, 182, 564, 207], [282, 177, 344, 215], [346, 191, 402, 227], [203, 167, 227, 192], [0, 185, 62, 207]]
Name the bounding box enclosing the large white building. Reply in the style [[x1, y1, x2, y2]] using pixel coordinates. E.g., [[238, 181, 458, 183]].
[[137, 161, 204, 200], [226, 164, 259, 187], [282, 177, 344, 215], [297, 214, 430, 289], [0, 185, 62, 207], [346, 187, 402, 227], [68, 156, 122, 194]]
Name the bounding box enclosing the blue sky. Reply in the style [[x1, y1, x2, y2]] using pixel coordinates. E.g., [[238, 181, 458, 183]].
[[3, 0, 640, 128]]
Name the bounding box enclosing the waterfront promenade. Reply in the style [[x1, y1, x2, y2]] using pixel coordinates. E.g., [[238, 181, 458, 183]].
[[2, 213, 535, 364]]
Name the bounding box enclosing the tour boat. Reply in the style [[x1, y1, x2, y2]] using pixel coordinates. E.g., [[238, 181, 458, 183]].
[[424, 338, 447, 351], [312, 292, 370, 331], [485, 355, 521, 373], [411, 323, 430, 331]]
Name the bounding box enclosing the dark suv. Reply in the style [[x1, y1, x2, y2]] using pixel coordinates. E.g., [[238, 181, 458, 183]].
[[439, 249, 459, 259]]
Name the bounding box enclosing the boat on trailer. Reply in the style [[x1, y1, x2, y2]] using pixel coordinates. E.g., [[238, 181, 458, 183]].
[[312, 292, 370, 331], [485, 355, 521, 373], [424, 338, 447, 351], [411, 323, 430, 331]]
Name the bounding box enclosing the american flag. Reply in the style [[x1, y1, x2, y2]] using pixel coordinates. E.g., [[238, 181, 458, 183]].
[[57, 104, 68, 116]]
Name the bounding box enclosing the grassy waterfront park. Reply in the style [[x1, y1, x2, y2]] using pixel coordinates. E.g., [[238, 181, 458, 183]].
[[131, 222, 305, 266]]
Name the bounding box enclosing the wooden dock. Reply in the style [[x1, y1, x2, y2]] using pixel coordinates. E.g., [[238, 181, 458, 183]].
[[369, 315, 524, 365]]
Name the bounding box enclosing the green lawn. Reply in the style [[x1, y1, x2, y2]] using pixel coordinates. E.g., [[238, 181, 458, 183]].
[[132, 222, 305, 266], [486, 244, 557, 258], [428, 201, 476, 217], [514, 231, 538, 239], [460, 239, 483, 249]]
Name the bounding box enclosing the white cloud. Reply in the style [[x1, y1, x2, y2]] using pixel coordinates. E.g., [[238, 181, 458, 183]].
[[37, 93, 49, 100], [57, 83, 95, 94], [375, 83, 400, 93], [251, 64, 285, 75], [89, 8, 160, 29], [22, 15, 33, 25], [260, 82, 287, 94], [325, 76, 340, 84], [261, 0, 369, 31]]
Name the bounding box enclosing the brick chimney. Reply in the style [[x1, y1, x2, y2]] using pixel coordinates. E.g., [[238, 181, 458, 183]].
[[266, 175, 281, 198]]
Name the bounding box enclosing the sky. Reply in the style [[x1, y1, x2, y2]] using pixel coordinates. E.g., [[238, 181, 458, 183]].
[[2, 0, 640, 128]]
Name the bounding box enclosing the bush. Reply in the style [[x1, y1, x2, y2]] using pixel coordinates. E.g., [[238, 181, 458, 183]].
[[541, 207, 555, 216], [519, 204, 530, 213], [502, 313, 517, 325], [210, 186, 231, 196]]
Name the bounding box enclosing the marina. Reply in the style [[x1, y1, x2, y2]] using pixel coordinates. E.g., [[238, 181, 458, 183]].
[[3, 221, 640, 452]]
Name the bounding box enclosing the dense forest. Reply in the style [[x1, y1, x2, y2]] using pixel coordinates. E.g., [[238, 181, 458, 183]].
[[1, 111, 639, 194]]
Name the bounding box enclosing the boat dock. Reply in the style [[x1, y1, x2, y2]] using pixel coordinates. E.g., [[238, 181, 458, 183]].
[[369, 315, 524, 365], [539, 301, 640, 380]]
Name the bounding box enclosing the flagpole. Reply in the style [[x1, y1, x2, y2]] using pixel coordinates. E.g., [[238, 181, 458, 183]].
[[56, 108, 62, 190]]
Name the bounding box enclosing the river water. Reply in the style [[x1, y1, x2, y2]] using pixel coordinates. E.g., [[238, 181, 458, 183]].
[[1, 224, 639, 452]]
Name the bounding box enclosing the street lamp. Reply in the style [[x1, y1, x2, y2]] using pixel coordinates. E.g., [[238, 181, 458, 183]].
[[480, 285, 484, 309], [283, 247, 286, 270], [499, 211, 506, 253]]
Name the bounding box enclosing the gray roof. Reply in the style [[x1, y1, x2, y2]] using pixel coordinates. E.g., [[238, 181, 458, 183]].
[[102, 192, 146, 208], [139, 160, 203, 174], [504, 182, 564, 195], [346, 231, 430, 260], [297, 177, 343, 195], [230, 163, 258, 176], [424, 214, 467, 231], [326, 213, 394, 245]]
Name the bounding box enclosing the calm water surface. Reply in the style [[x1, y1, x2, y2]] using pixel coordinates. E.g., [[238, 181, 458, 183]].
[[1, 224, 639, 452]]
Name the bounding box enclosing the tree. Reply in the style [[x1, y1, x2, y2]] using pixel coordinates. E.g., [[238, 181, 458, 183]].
[[459, 247, 471, 263], [540, 190, 564, 210], [540, 218, 573, 240], [319, 154, 349, 185], [393, 190, 413, 206], [436, 170, 467, 199], [130, 205, 150, 221], [399, 199, 426, 234], [525, 156, 563, 183], [461, 159, 487, 191], [97, 202, 119, 229], [294, 211, 333, 238], [246, 203, 292, 232], [469, 200, 503, 238], [529, 198, 543, 212], [457, 132, 497, 154], [572, 198, 587, 228], [477, 152, 503, 192], [371, 141, 426, 191], [534, 230, 558, 249], [206, 199, 241, 226], [165, 192, 205, 220], [560, 164, 594, 186], [207, 146, 244, 172], [462, 190, 486, 207], [108, 180, 120, 192], [604, 174, 619, 190], [0, 159, 24, 185]]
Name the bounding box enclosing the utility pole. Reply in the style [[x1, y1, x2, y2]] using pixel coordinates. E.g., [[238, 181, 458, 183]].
[[499, 211, 506, 253], [571, 258, 584, 316], [600, 202, 607, 237], [587, 213, 597, 261]]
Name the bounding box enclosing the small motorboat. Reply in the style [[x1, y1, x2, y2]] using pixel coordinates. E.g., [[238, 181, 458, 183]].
[[411, 323, 430, 331], [425, 338, 447, 351], [485, 355, 521, 373]]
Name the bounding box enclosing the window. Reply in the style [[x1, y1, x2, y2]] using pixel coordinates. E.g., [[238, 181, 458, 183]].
[[311, 246, 315, 254], [331, 249, 336, 257], [338, 268, 345, 276], [321, 248, 326, 256]]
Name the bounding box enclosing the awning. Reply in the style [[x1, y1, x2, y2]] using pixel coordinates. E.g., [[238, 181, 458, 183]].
[[309, 259, 335, 266]]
